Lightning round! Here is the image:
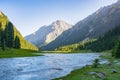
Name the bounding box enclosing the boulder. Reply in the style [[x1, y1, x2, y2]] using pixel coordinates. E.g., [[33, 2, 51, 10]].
[[88, 72, 97, 75], [111, 69, 117, 73], [97, 72, 106, 79]]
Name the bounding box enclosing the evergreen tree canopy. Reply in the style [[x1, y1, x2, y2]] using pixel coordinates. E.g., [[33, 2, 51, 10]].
[[0, 29, 5, 51], [5, 22, 14, 48], [113, 38, 120, 58], [86, 25, 120, 52], [14, 36, 20, 49]]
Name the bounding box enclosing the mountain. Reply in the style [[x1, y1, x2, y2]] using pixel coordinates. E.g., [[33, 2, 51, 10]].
[[0, 11, 38, 51], [25, 20, 72, 47], [42, 1, 120, 50], [56, 25, 120, 52]]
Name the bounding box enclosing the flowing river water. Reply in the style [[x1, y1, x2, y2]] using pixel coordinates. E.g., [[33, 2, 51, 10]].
[[0, 53, 102, 80]]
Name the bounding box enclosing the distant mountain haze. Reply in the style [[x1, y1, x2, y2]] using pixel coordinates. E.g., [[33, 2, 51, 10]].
[[25, 20, 72, 47], [41, 1, 120, 50], [0, 11, 38, 51]]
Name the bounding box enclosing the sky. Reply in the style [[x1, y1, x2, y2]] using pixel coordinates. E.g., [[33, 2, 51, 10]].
[[0, 0, 117, 36]]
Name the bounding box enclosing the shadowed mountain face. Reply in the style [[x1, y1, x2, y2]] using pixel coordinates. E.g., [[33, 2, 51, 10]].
[[41, 1, 120, 50], [0, 11, 38, 51], [25, 20, 72, 47]]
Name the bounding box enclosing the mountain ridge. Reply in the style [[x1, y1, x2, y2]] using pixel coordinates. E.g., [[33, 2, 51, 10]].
[[41, 1, 120, 50], [25, 20, 72, 47]]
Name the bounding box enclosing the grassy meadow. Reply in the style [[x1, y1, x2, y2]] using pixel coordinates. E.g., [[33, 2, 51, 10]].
[[0, 49, 42, 58]]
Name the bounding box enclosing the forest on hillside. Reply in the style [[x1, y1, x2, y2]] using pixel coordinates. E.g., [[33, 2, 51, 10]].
[[56, 25, 120, 53], [0, 22, 20, 51]]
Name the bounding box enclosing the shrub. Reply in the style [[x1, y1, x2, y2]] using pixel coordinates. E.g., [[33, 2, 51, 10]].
[[113, 38, 120, 58], [93, 59, 99, 68]]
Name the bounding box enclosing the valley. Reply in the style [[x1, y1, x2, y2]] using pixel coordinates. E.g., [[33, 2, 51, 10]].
[[0, 0, 120, 80]]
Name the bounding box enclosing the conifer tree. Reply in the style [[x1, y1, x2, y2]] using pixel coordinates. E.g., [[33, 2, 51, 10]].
[[5, 22, 14, 48], [113, 38, 120, 58], [0, 30, 5, 51], [14, 36, 20, 49]]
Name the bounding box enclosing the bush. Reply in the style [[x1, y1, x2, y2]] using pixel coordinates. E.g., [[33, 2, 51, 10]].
[[113, 39, 120, 58], [93, 59, 99, 68]]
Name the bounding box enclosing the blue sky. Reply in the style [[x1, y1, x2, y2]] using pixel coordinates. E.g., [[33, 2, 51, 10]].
[[0, 0, 117, 36]]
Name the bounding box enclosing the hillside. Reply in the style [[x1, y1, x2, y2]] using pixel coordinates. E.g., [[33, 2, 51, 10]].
[[86, 25, 120, 52], [55, 39, 96, 52], [41, 1, 120, 50], [56, 25, 120, 52], [0, 11, 38, 51]]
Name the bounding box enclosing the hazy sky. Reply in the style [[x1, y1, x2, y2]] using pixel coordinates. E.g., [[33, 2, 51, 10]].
[[0, 0, 117, 36]]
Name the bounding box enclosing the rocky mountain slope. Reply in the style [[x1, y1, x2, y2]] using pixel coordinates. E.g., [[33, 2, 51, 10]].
[[42, 1, 120, 50], [25, 20, 72, 47]]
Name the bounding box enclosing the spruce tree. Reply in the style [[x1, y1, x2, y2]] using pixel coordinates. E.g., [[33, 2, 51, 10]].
[[1, 30, 5, 51], [0, 23, 5, 50], [5, 22, 14, 48], [113, 38, 120, 58], [0, 23, 1, 47], [14, 36, 20, 49]]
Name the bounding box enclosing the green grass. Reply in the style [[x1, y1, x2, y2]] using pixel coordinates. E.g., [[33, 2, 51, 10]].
[[41, 50, 92, 54], [53, 53, 120, 80], [0, 49, 42, 58], [68, 50, 93, 53], [41, 51, 64, 53]]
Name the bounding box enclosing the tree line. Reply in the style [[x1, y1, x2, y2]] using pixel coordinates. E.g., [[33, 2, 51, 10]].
[[0, 22, 20, 51], [56, 25, 120, 58], [55, 39, 96, 52]]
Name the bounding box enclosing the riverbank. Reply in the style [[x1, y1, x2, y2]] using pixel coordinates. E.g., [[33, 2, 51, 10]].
[[41, 50, 92, 54], [0, 49, 93, 58], [0, 49, 42, 58], [53, 53, 120, 80]]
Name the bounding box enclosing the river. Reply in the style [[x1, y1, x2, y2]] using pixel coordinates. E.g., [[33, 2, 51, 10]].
[[0, 53, 100, 80]]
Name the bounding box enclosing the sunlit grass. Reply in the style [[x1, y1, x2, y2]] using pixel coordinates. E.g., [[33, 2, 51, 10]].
[[0, 48, 42, 58]]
